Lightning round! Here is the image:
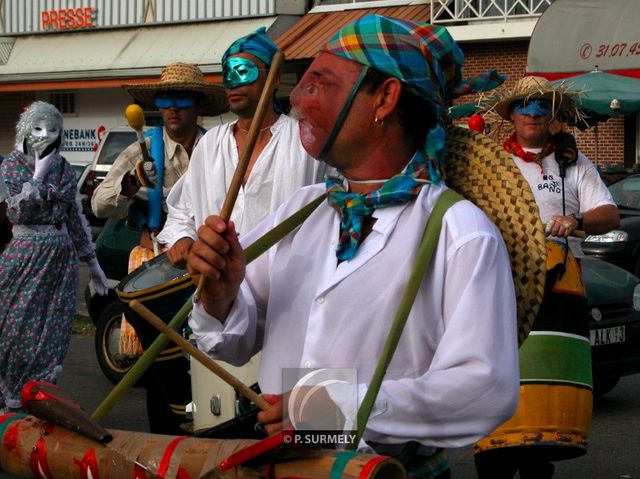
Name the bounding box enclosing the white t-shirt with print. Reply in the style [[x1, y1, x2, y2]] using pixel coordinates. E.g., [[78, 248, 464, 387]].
[[512, 149, 615, 257]]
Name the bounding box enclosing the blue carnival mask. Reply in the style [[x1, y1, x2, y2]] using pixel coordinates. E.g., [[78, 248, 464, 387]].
[[514, 99, 552, 117], [223, 57, 263, 89], [154, 92, 198, 109]]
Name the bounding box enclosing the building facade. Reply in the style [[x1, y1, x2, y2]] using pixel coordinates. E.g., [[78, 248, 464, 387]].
[[0, 0, 636, 170], [0, 0, 307, 163]]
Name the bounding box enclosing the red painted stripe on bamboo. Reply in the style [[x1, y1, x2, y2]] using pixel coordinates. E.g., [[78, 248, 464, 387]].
[[134, 462, 147, 479], [157, 436, 188, 479], [358, 455, 388, 479], [29, 437, 54, 479], [1, 417, 20, 452], [75, 449, 100, 479]]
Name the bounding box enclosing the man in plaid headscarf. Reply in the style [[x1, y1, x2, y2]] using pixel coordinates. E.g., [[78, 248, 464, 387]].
[[188, 15, 518, 478]]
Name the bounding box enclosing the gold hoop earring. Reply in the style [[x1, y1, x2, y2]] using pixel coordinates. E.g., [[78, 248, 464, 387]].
[[374, 117, 384, 127]]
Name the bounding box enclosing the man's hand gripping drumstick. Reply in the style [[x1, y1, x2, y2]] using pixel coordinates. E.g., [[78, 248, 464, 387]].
[[192, 51, 285, 303]]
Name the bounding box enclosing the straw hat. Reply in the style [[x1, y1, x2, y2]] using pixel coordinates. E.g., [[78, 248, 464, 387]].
[[123, 62, 229, 117], [491, 76, 580, 121], [444, 125, 547, 345]]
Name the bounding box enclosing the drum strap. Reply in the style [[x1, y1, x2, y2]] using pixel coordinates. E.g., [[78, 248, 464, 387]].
[[348, 188, 464, 450]]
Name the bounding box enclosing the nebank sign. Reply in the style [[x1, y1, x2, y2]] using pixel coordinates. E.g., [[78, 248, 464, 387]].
[[63, 126, 106, 153]]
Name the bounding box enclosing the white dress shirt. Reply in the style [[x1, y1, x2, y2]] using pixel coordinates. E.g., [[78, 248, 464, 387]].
[[157, 114, 326, 244], [190, 182, 520, 449]]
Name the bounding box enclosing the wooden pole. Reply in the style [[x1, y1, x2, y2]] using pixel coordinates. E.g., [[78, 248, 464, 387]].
[[129, 299, 270, 411], [193, 51, 285, 303], [0, 415, 406, 479]]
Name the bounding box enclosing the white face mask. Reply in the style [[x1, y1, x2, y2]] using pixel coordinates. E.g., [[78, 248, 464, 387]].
[[26, 119, 60, 157]]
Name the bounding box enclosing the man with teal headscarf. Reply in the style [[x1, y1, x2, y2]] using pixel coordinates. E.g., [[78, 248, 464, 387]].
[[187, 15, 519, 478], [157, 26, 326, 431]]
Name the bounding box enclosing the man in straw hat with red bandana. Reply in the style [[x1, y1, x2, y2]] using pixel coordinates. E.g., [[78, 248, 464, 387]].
[[473, 76, 619, 478], [187, 15, 522, 478], [91, 62, 228, 435]]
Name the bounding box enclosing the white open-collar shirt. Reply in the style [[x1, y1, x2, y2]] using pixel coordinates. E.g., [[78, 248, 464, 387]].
[[157, 114, 325, 244], [190, 182, 519, 448]]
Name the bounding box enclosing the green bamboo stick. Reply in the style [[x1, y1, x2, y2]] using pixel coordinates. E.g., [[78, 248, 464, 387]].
[[91, 298, 192, 422], [91, 193, 326, 422], [347, 190, 462, 449]]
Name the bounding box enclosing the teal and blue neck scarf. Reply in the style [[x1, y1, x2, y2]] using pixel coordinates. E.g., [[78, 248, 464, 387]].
[[326, 151, 431, 261]]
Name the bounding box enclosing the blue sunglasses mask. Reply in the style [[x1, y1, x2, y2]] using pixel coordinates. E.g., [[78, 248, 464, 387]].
[[154, 93, 198, 109], [514, 99, 552, 117], [223, 57, 265, 89]]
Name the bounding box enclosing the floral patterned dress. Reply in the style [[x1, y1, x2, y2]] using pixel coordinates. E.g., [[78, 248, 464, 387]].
[[0, 150, 95, 410]]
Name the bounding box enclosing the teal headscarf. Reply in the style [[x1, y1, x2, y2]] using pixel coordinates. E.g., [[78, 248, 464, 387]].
[[222, 26, 279, 67], [323, 14, 505, 182]]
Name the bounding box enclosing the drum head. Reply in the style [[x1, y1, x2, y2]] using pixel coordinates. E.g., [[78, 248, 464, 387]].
[[118, 252, 190, 294], [115, 252, 195, 348]]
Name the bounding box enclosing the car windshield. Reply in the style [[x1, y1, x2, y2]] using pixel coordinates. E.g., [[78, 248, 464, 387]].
[[609, 176, 640, 210], [97, 131, 137, 166]]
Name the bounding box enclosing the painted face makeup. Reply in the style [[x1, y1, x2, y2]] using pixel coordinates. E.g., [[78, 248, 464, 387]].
[[222, 57, 264, 89]]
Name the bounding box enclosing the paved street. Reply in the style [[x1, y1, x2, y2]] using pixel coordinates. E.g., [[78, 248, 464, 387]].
[[1, 329, 639, 478]]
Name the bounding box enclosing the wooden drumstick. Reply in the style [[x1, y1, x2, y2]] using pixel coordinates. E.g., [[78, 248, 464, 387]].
[[129, 299, 270, 411], [193, 51, 285, 303], [124, 104, 156, 188]]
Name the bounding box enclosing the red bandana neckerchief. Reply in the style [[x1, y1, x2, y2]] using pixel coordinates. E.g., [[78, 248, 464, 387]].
[[503, 132, 554, 173]]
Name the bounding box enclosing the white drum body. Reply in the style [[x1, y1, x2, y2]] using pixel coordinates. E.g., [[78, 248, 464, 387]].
[[190, 351, 261, 432]]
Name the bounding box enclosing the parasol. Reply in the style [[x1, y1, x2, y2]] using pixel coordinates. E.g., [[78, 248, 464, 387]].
[[553, 69, 640, 165]]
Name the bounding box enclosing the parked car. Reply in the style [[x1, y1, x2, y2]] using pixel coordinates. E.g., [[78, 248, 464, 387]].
[[70, 162, 88, 183], [582, 174, 640, 276], [583, 256, 640, 396], [77, 127, 141, 227]]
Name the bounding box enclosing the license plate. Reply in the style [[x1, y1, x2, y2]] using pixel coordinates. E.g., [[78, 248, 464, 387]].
[[590, 326, 626, 346]]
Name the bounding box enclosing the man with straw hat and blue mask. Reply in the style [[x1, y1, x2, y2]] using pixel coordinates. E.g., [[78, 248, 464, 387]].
[[186, 15, 526, 477], [91, 61, 228, 436], [474, 76, 620, 478]]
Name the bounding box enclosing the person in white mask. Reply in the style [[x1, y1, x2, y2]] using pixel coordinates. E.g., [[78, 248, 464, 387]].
[[0, 101, 108, 413]]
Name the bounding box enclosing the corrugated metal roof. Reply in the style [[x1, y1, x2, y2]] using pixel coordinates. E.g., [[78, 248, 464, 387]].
[[276, 4, 429, 61]]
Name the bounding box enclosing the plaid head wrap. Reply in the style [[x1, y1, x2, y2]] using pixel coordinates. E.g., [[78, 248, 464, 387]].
[[323, 14, 505, 178], [323, 15, 505, 260], [222, 26, 279, 67]]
